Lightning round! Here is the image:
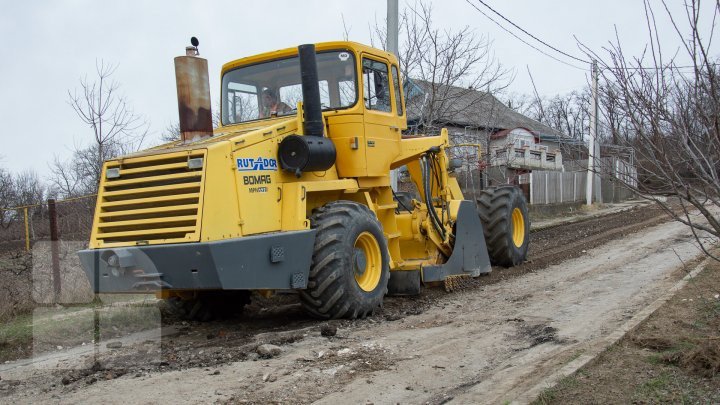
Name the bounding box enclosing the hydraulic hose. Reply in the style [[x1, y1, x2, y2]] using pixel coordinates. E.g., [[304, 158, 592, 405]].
[[422, 154, 446, 241]]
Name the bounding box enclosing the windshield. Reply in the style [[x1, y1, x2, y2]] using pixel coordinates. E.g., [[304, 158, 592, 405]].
[[221, 50, 357, 125]]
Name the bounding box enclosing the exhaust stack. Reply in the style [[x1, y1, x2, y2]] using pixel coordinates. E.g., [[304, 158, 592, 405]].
[[277, 44, 336, 177], [174, 37, 213, 143], [298, 44, 324, 136]]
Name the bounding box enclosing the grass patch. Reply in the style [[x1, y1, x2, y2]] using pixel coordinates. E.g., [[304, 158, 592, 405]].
[[0, 302, 161, 363], [567, 349, 584, 363], [636, 371, 671, 397], [534, 389, 555, 404], [0, 313, 34, 361], [532, 375, 580, 405]]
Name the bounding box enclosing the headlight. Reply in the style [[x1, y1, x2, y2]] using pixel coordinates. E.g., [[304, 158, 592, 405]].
[[106, 168, 120, 179], [188, 157, 204, 169]]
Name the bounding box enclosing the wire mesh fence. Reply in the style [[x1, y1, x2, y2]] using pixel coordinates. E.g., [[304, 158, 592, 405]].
[[0, 194, 163, 367], [0, 195, 96, 254], [0, 195, 97, 320]]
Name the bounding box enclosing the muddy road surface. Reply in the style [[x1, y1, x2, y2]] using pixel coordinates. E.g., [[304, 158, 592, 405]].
[[0, 206, 705, 404]]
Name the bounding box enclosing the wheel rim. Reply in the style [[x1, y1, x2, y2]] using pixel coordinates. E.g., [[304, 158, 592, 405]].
[[353, 231, 382, 292], [511, 208, 525, 248]]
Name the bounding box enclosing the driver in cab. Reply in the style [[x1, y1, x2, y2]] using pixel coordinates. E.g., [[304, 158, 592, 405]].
[[260, 88, 292, 118]]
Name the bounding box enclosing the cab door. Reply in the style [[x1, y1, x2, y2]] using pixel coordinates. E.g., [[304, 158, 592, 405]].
[[361, 56, 401, 177]]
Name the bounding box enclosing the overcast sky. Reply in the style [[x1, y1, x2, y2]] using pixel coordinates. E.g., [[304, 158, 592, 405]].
[[0, 0, 714, 178]]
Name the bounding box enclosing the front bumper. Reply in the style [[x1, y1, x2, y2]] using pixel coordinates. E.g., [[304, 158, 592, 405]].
[[78, 230, 316, 293]]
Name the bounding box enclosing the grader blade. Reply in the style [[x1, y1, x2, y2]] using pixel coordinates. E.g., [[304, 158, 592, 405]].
[[421, 201, 492, 283]]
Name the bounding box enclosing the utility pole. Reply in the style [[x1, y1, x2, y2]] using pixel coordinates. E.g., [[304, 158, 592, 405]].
[[586, 60, 599, 205], [387, 0, 399, 190], [592, 61, 602, 203], [387, 0, 399, 56]]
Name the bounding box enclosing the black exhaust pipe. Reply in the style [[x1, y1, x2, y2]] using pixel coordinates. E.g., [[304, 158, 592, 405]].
[[298, 44, 324, 136], [278, 44, 336, 177]]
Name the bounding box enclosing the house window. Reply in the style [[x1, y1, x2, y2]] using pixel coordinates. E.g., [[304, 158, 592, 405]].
[[516, 139, 531, 148]]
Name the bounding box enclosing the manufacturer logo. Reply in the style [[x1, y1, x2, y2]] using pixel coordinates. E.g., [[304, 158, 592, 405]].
[[243, 175, 271, 185], [236, 157, 278, 171]]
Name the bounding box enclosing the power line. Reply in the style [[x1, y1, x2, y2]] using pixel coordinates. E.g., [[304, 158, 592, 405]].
[[610, 64, 717, 70], [473, 0, 591, 64], [464, 0, 588, 71], [466, 0, 713, 73]]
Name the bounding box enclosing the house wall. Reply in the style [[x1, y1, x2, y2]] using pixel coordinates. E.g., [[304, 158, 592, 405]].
[[489, 128, 536, 151], [538, 139, 562, 154]]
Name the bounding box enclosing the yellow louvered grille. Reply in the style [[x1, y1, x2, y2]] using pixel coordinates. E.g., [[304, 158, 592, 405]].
[[93, 150, 206, 247]]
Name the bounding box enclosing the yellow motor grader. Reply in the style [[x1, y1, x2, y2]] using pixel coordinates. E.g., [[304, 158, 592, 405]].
[[79, 39, 529, 320]]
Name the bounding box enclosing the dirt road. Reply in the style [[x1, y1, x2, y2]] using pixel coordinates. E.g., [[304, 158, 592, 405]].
[[0, 206, 707, 404]]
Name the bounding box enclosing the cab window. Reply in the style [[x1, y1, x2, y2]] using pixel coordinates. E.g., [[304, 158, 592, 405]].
[[362, 58, 391, 113], [280, 81, 330, 109], [221, 50, 357, 125], [391, 65, 403, 116]]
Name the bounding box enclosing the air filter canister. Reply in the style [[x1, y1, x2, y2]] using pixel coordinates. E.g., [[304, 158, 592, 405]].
[[278, 135, 336, 177]]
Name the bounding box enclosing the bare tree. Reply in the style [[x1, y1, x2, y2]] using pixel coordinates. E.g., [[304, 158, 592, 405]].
[[160, 122, 182, 143], [371, 1, 509, 134], [503, 92, 536, 117], [581, 0, 720, 259], [367, 1, 509, 191], [67, 60, 148, 161], [12, 170, 45, 208], [506, 87, 591, 141], [0, 166, 14, 229], [50, 61, 148, 197], [0, 166, 46, 232], [160, 102, 222, 143], [47, 154, 82, 198]]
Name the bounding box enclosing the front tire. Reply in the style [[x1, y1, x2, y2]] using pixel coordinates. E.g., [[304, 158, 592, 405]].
[[300, 201, 390, 319], [477, 186, 530, 267]]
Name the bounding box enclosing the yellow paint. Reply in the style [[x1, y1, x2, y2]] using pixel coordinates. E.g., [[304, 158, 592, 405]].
[[89, 150, 207, 249], [512, 207, 525, 247], [23, 207, 29, 252], [86, 41, 477, 282], [354, 231, 382, 291]]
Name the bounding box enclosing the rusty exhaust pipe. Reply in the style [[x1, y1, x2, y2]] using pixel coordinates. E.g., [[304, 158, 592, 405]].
[[174, 37, 213, 143]]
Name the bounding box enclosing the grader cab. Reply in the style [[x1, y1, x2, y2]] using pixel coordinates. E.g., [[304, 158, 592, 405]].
[[78, 40, 529, 320]]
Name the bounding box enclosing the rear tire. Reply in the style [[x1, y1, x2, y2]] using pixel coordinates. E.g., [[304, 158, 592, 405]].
[[300, 201, 390, 319], [477, 186, 530, 267]]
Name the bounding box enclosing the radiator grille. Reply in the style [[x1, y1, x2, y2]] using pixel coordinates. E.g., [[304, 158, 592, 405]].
[[93, 150, 206, 247]]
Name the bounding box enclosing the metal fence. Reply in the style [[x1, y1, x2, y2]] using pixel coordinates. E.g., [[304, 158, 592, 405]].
[[518, 171, 589, 205], [0, 195, 97, 319], [0, 195, 97, 254], [564, 158, 638, 188], [519, 167, 637, 205]]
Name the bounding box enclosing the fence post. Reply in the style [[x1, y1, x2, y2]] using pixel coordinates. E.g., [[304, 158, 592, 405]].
[[545, 172, 549, 205], [529, 172, 534, 204], [560, 173, 563, 204], [23, 207, 30, 252], [48, 199, 61, 300], [573, 172, 577, 202]]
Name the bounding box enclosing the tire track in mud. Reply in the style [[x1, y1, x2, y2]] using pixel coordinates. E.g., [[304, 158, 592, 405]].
[[0, 204, 674, 398], [118, 208, 675, 370], [153, 206, 671, 374], [431, 205, 672, 293]]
